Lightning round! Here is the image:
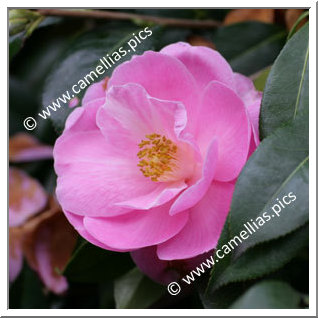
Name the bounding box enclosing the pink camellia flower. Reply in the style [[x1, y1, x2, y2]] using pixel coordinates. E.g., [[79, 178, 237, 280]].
[[54, 43, 261, 268]]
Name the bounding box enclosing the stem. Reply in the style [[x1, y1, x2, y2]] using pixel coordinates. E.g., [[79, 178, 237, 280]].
[[36, 9, 221, 28]]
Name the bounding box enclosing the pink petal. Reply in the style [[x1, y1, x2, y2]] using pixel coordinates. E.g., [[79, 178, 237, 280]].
[[55, 85, 192, 217], [161, 42, 234, 90], [115, 180, 187, 210], [233, 73, 262, 146], [68, 97, 79, 108], [63, 98, 104, 133], [169, 138, 218, 215], [157, 181, 234, 260], [197, 81, 250, 182], [9, 168, 47, 227], [9, 228, 24, 282], [234, 73, 262, 108], [108, 51, 200, 133], [9, 133, 53, 163], [81, 77, 108, 105], [64, 211, 132, 252], [55, 132, 156, 217], [131, 246, 182, 285], [97, 83, 188, 156], [83, 203, 189, 250], [55, 128, 183, 217], [131, 246, 215, 285]]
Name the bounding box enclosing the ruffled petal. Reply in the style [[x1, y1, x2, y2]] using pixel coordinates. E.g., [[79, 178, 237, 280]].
[[161, 42, 234, 90], [83, 203, 189, 250], [62, 98, 104, 134], [81, 77, 108, 105], [64, 211, 132, 252], [169, 138, 218, 215], [115, 181, 187, 210], [234, 73, 262, 146], [234, 73, 262, 108], [131, 246, 180, 285], [97, 83, 188, 156], [55, 84, 192, 216], [55, 126, 189, 216], [108, 51, 200, 133], [131, 246, 215, 285], [157, 182, 234, 260], [196, 81, 250, 182], [55, 133, 159, 217]]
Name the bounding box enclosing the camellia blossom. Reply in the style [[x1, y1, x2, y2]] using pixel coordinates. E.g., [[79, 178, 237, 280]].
[[54, 42, 261, 266]]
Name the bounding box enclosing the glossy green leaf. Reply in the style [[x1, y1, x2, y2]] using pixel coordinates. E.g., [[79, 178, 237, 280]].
[[114, 267, 165, 309], [230, 280, 301, 309], [9, 32, 24, 61], [63, 241, 135, 283], [207, 224, 308, 293], [200, 282, 247, 309], [260, 23, 308, 138], [213, 22, 286, 75], [229, 109, 308, 254]]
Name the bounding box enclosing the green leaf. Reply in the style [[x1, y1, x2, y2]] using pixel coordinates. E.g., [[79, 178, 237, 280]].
[[252, 67, 271, 92], [114, 267, 165, 309], [9, 32, 24, 61], [206, 218, 232, 285], [260, 23, 308, 139], [207, 224, 308, 292], [63, 241, 135, 283], [9, 9, 42, 36], [9, 10, 60, 61], [228, 109, 308, 254], [213, 22, 286, 75], [230, 280, 301, 309]]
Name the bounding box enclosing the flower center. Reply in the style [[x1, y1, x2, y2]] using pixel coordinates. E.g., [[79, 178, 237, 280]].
[[137, 133, 178, 182]]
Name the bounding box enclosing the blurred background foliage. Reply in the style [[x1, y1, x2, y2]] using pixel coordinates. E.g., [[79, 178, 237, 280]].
[[9, 8, 309, 309]]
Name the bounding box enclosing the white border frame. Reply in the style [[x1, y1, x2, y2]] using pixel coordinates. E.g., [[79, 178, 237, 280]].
[[3, 1, 316, 316]]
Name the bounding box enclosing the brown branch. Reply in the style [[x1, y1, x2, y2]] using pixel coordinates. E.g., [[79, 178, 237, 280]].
[[36, 9, 221, 29]]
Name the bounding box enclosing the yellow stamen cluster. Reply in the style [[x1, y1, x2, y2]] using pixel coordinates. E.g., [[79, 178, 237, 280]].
[[137, 133, 178, 182]]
